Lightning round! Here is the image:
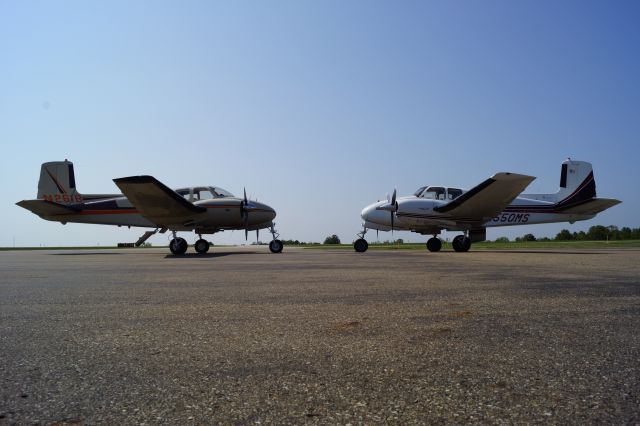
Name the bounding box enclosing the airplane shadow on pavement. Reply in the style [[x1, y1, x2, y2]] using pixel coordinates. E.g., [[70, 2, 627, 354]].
[[164, 251, 258, 259], [473, 250, 609, 255]]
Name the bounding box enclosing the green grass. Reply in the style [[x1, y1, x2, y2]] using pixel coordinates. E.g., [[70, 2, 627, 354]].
[[302, 240, 640, 250]]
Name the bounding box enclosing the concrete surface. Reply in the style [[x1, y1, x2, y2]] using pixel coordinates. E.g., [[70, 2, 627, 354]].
[[1, 247, 639, 424]]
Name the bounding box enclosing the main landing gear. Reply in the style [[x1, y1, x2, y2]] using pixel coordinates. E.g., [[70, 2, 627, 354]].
[[426, 237, 442, 252], [169, 231, 211, 255], [452, 234, 471, 252], [425, 234, 471, 252], [169, 234, 188, 255], [268, 223, 284, 253], [194, 238, 210, 254]]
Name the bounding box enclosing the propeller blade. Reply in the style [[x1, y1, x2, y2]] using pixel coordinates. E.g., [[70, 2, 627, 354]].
[[244, 187, 248, 204], [243, 202, 249, 241], [391, 188, 397, 205], [390, 211, 394, 236]]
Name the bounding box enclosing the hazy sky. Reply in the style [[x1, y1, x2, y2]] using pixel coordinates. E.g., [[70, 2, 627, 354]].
[[2, 1, 638, 247]]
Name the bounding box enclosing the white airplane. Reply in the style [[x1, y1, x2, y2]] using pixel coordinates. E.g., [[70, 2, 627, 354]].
[[17, 160, 283, 255], [355, 159, 621, 253]]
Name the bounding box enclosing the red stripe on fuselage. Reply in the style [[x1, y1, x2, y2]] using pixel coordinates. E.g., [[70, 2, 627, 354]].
[[78, 209, 139, 215]]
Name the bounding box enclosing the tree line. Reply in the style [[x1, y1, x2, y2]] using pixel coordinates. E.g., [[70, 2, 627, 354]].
[[499, 225, 640, 242], [553, 225, 640, 241]]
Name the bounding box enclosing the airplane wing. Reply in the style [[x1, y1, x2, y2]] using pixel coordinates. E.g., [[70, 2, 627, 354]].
[[435, 173, 536, 221], [113, 175, 206, 226]]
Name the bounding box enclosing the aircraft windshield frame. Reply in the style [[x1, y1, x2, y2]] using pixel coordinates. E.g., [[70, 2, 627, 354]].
[[414, 186, 427, 197], [175, 186, 235, 200], [212, 187, 234, 198]]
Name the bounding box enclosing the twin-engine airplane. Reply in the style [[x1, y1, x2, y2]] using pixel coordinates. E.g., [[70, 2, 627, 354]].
[[17, 160, 283, 255], [355, 159, 621, 253]]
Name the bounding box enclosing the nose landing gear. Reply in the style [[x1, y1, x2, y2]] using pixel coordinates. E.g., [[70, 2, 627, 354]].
[[354, 227, 369, 252], [268, 223, 283, 253]]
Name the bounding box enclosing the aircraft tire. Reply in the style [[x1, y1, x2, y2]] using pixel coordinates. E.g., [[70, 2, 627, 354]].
[[452, 235, 471, 252], [269, 239, 284, 253], [354, 238, 368, 253], [195, 239, 210, 254], [426, 237, 442, 252], [170, 237, 188, 255]]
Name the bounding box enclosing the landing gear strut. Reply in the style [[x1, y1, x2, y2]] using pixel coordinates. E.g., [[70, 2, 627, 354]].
[[426, 237, 442, 252], [169, 231, 188, 255], [354, 227, 369, 253], [268, 223, 283, 253], [452, 234, 471, 252]]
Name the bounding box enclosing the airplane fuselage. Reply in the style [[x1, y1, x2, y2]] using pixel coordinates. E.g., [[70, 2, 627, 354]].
[[362, 195, 595, 234], [28, 193, 276, 233]]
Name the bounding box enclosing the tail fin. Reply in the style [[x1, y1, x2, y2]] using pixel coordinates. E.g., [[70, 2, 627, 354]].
[[37, 160, 83, 204], [555, 159, 596, 204], [521, 159, 596, 204]]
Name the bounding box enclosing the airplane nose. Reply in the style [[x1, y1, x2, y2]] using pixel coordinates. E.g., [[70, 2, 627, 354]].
[[361, 201, 391, 226], [361, 204, 375, 221], [255, 201, 276, 222]]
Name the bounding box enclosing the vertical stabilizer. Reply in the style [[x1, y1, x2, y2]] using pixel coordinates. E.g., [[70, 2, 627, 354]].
[[521, 159, 596, 204], [554, 159, 596, 205], [37, 160, 82, 203]]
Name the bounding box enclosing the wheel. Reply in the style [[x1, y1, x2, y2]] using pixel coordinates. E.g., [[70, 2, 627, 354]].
[[269, 239, 283, 253], [354, 238, 368, 253], [194, 238, 210, 254], [452, 235, 471, 252], [426, 237, 442, 252], [169, 237, 188, 255]]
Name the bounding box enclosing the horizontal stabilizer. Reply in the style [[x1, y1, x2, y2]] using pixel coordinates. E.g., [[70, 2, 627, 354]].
[[16, 199, 81, 216], [560, 198, 621, 215], [113, 175, 206, 226], [435, 173, 536, 221]]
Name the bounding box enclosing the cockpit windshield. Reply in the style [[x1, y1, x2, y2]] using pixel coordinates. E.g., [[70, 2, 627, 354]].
[[176, 186, 235, 201], [212, 187, 234, 197], [413, 186, 427, 197], [415, 186, 463, 200]]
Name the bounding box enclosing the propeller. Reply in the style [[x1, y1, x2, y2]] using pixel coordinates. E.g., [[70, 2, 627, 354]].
[[376, 188, 398, 234], [240, 187, 258, 241]]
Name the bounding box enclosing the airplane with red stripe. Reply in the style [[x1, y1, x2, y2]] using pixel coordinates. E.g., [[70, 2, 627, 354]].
[[354, 159, 621, 253], [17, 160, 283, 255]]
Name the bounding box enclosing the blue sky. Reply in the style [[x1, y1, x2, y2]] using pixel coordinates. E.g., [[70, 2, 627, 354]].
[[2, 1, 638, 247]]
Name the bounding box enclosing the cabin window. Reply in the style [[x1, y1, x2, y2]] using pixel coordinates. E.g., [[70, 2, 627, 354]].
[[424, 186, 446, 200], [447, 188, 463, 200], [194, 189, 215, 200]]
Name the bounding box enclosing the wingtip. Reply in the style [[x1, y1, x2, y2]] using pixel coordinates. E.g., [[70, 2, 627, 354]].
[[492, 172, 536, 182]]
